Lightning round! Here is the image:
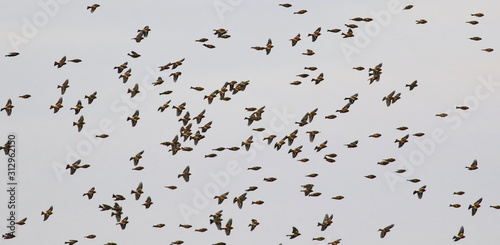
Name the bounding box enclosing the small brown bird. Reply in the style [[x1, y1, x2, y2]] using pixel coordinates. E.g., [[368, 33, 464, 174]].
[[142, 196, 153, 208], [70, 100, 83, 115], [308, 27, 321, 42], [129, 150, 144, 166], [214, 192, 229, 205], [57, 79, 69, 95], [466, 20, 479, 25], [395, 134, 409, 148], [96, 134, 109, 138], [406, 80, 418, 90], [127, 110, 140, 127], [247, 166, 261, 171], [19, 94, 31, 99], [279, 3, 292, 7], [314, 140, 328, 152], [265, 38, 273, 55], [471, 13, 484, 17], [203, 44, 216, 49], [84, 91, 97, 104], [403, 5, 413, 10], [233, 193, 247, 209], [306, 173, 318, 178], [41, 206, 53, 221], [178, 166, 191, 182], [369, 133, 382, 138], [345, 24, 358, 29], [469, 37, 482, 41], [5, 52, 19, 57], [132, 166, 143, 171], [288, 145, 303, 158], [453, 191, 465, 195], [294, 10, 307, 14], [302, 49, 315, 56], [2, 233, 15, 239], [127, 83, 140, 98], [117, 217, 129, 230], [482, 48, 494, 52], [64, 240, 78, 245], [68, 59, 82, 63], [195, 228, 207, 232], [87, 4, 100, 13], [416, 19, 427, 24], [353, 66, 365, 71], [313, 237, 325, 241], [468, 198, 482, 216], [153, 224, 165, 228], [341, 29, 354, 38], [312, 73, 324, 84], [131, 182, 144, 200], [436, 113, 448, 117], [54, 56, 66, 68], [453, 226, 465, 241], [379, 224, 394, 238], [241, 135, 254, 151], [290, 33, 301, 46], [345, 140, 358, 148], [287, 226, 301, 239], [15, 218, 27, 225], [413, 185, 426, 199], [263, 177, 277, 182], [465, 159, 478, 170], [195, 38, 208, 42], [223, 219, 233, 236], [114, 62, 128, 73], [328, 29, 341, 33], [365, 175, 376, 179], [306, 131, 320, 142], [449, 204, 461, 208], [165, 186, 177, 190], [329, 239, 342, 245], [318, 214, 333, 231], [395, 169, 406, 173], [252, 200, 264, 205], [331, 196, 344, 200], [407, 179, 421, 183], [170, 71, 182, 82], [249, 219, 259, 231], [84, 234, 96, 239], [112, 194, 125, 201], [490, 205, 500, 209], [83, 187, 96, 199], [119, 69, 132, 83], [127, 51, 141, 58], [1, 99, 14, 116]]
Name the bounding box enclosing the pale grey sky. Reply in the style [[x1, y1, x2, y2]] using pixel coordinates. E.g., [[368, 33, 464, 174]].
[[1, 0, 500, 244]]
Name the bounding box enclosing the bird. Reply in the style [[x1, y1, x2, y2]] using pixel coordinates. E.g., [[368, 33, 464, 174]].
[[406, 80, 418, 90], [395, 134, 409, 148], [142, 196, 153, 208], [314, 141, 328, 152], [223, 218, 233, 236], [416, 19, 427, 24], [15, 218, 27, 225], [195, 38, 208, 42], [127, 110, 140, 127], [471, 13, 484, 17], [241, 135, 254, 151], [178, 166, 191, 182], [1, 99, 14, 116], [84, 91, 97, 104], [290, 33, 301, 46], [453, 226, 465, 241], [70, 100, 83, 114], [41, 206, 53, 221], [66, 160, 90, 175], [138, 26, 151, 37], [65, 240, 78, 245], [87, 4, 100, 13], [117, 217, 129, 230], [481, 48, 494, 52], [318, 214, 333, 231], [203, 44, 216, 49], [54, 56, 66, 68], [57, 79, 70, 95], [469, 37, 482, 41], [279, 3, 292, 7], [214, 192, 229, 204], [249, 219, 259, 231], [312, 73, 324, 84], [170, 72, 182, 82], [73, 116, 85, 132], [84, 234, 96, 239], [233, 193, 248, 209], [341, 29, 354, 38], [294, 10, 307, 14], [127, 51, 141, 58], [413, 185, 426, 199], [127, 83, 140, 98], [68, 59, 82, 63], [378, 224, 394, 238], [454, 191, 465, 195], [449, 204, 461, 208], [466, 20, 479, 25], [403, 5, 413, 10], [114, 62, 128, 73], [345, 140, 358, 148], [129, 150, 144, 166], [83, 187, 96, 199], [288, 145, 303, 158], [308, 27, 321, 42], [5, 52, 19, 57], [302, 49, 315, 56], [131, 182, 144, 200], [468, 198, 483, 216], [287, 226, 301, 239], [306, 131, 320, 142], [19, 94, 31, 99], [466, 159, 478, 170], [265, 39, 273, 55], [119, 68, 132, 83]]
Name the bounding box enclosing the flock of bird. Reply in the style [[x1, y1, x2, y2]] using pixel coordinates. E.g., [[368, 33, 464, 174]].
[[0, 2, 496, 245]]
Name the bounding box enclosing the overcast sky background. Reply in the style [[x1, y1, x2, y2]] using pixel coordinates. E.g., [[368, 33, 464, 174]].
[[1, 0, 500, 244]]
